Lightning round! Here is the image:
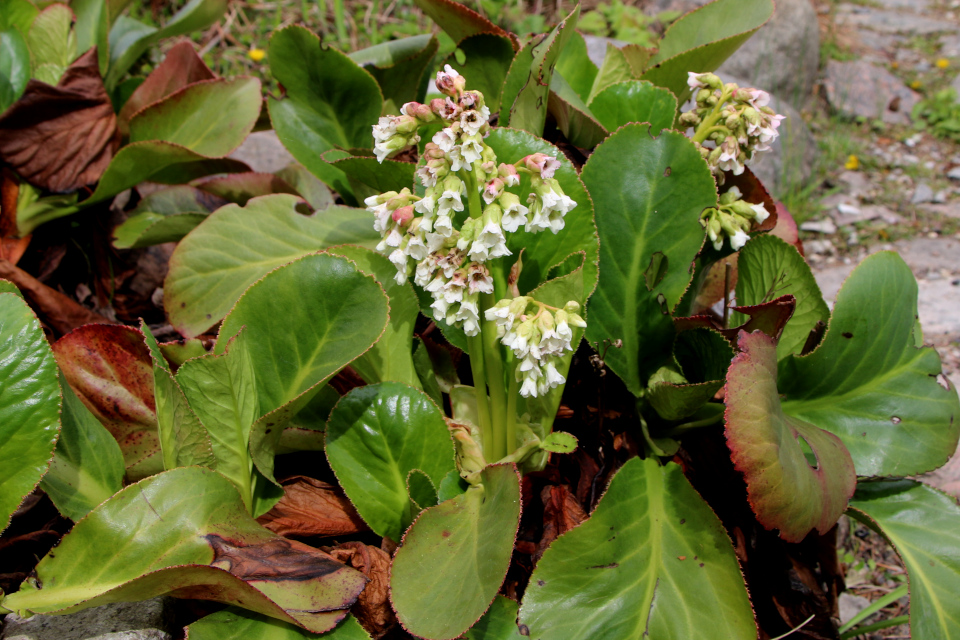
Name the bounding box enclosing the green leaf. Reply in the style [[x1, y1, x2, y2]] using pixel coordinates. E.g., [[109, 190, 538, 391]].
[[112, 184, 222, 249], [465, 596, 523, 640], [327, 245, 420, 388], [105, 0, 228, 88], [411, 0, 514, 48], [141, 321, 215, 470], [268, 26, 382, 198], [0, 293, 61, 533], [554, 31, 598, 103], [732, 234, 829, 360], [586, 43, 634, 103], [540, 431, 577, 453], [724, 330, 856, 542], [0, 467, 367, 634], [412, 338, 443, 406], [391, 463, 521, 640], [165, 194, 380, 338], [27, 4, 76, 83], [326, 154, 415, 194], [0, 28, 30, 112], [275, 163, 336, 210], [176, 329, 259, 513], [41, 373, 124, 522], [501, 6, 580, 135], [349, 34, 438, 107], [849, 480, 960, 639], [52, 324, 161, 479], [547, 72, 608, 149], [642, 0, 774, 102], [188, 608, 372, 640], [326, 382, 456, 542], [72, 0, 110, 73], [582, 123, 717, 395], [519, 457, 754, 639], [0, 279, 22, 298], [484, 128, 598, 297], [588, 80, 677, 135], [647, 328, 732, 421], [445, 34, 514, 112], [0, 0, 38, 34], [779, 252, 960, 477], [216, 253, 389, 491]]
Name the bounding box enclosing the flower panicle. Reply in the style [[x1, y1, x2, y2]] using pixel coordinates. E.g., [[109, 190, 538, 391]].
[[700, 185, 770, 251]]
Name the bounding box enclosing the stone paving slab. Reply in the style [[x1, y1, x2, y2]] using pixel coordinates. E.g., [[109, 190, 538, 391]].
[[835, 4, 950, 35], [1, 599, 174, 640]]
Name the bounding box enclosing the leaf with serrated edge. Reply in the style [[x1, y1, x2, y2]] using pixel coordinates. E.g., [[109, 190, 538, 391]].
[[519, 457, 754, 639], [465, 596, 523, 640], [165, 194, 379, 338], [725, 330, 856, 542], [442, 34, 514, 112], [326, 382, 455, 542], [0, 292, 61, 533], [587, 80, 677, 135], [582, 123, 717, 395], [0, 467, 367, 633], [350, 34, 438, 108], [848, 480, 960, 639], [779, 251, 960, 477], [391, 463, 521, 640], [187, 607, 372, 639], [411, 0, 514, 49]]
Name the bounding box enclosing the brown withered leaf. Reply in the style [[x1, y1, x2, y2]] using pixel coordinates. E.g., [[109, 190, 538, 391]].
[[0, 169, 30, 265], [118, 41, 216, 133], [257, 476, 368, 539], [674, 294, 797, 349], [326, 541, 395, 638], [535, 484, 587, 560], [0, 258, 114, 334], [0, 48, 120, 193]]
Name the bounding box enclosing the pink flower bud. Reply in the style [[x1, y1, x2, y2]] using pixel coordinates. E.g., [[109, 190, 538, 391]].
[[436, 64, 465, 97], [498, 163, 520, 187], [401, 101, 435, 122], [483, 178, 504, 205], [523, 153, 561, 179], [392, 205, 414, 226]]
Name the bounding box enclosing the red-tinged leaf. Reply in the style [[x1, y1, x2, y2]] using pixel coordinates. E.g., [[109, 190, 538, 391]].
[[724, 330, 856, 542], [676, 294, 796, 347], [118, 41, 216, 133], [0, 169, 30, 265], [0, 48, 119, 192], [0, 259, 113, 334], [193, 172, 300, 206], [412, 0, 516, 50], [257, 476, 369, 539], [52, 324, 161, 477], [771, 201, 802, 255], [327, 542, 395, 638], [723, 165, 778, 233]]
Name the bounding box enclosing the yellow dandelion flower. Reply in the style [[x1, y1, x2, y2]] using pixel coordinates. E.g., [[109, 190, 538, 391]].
[[937, 58, 950, 69], [891, 61, 899, 69], [845, 154, 859, 170], [248, 48, 266, 62], [911, 79, 923, 89]]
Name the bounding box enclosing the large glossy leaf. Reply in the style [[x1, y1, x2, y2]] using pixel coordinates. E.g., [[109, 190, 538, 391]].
[[731, 235, 828, 361], [724, 330, 856, 542], [391, 464, 521, 640], [647, 328, 732, 421], [411, 0, 513, 48], [547, 72, 608, 149], [27, 4, 75, 84], [0, 0, 38, 34], [0, 292, 61, 533], [582, 124, 716, 395], [642, 0, 773, 102], [41, 373, 124, 522], [519, 457, 754, 639], [554, 31, 598, 103], [112, 185, 223, 249], [176, 330, 259, 513], [465, 596, 523, 640], [267, 26, 382, 198], [587, 80, 677, 135], [485, 128, 598, 296], [500, 7, 579, 135], [188, 608, 372, 639], [216, 253, 389, 489], [348, 34, 437, 108], [328, 245, 419, 387], [445, 34, 514, 113], [164, 194, 379, 338], [587, 44, 635, 103], [326, 382, 456, 542], [848, 480, 960, 639], [326, 155, 415, 194], [72, 0, 110, 73], [779, 252, 960, 477], [53, 324, 161, 478], [0, 467, 367, 633], [0, 28, 30, 112]]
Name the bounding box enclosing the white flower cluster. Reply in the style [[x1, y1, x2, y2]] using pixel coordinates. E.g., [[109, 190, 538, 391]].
[[485, 298, 586, 397], [701, 185, 771, 251], [679, 72, 786, 182], [365, 65, 579, 352]]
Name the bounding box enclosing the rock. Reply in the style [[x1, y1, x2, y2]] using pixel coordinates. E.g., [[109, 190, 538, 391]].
[[919, 202, 960, 219], [951, 72, 960, 98], [581, 34, 628, 67], [941, 33, 960, 58], [838, 593, 871, 625], [912, 182, 935, 204], [805, 239, 836, 255], [872, 0, 929, 8], [744, 91, 819, 199], [935, 189, 950, 203], [838, 170, 871, 197], [835, 4, 949, 35], [228, 130, 295, 174], [947, 166, 960, 180], [1, 599, 174, 640], [824, 60, 921, 124], [800, 220, 838, 234], [647, 0, 819, 109]]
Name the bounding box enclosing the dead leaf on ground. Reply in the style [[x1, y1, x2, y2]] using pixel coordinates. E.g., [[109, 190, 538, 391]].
[[257, 476, 369, 539], [325, 541, 395, 638], [0, 48, 119, 193], [536, 484, 587, 560]]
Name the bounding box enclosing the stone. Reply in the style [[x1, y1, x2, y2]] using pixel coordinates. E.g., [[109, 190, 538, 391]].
[[1, 599, 174, 640], [228, 130, 295, 174], [872, 0, 929, 8], [935, 190, 950, 204], [838, 593, 871, 625], [835, 4, 950, 35], [919, 202, 960, 219], [744, 91, 819, 199], [581, 34, 628, 68], [947, 166, 960, 180], [837, 170, 871, 197], [800, 220, 838, 234], [824, 60, 921, 125], [941, 33, 960, 58], [912, 182, 935, 204]]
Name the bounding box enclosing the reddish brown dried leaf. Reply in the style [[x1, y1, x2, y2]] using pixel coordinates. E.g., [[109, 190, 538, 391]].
[[0, 48, 119, 193], [536, 484, 587, 559], [326, 541, 395, 638], [52, 324, 159, 472], [675, 294, 796, 348], [257, 476, 368, 539], [193, 172, 299, 206], [118, 41, 216, 133], [0, 259, 113, 334], [724, 165, 778, 233], [0, 170, 30, 264]]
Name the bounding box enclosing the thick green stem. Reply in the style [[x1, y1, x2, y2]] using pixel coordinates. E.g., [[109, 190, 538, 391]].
[[466, 332, 496, 462], [506, 362, 518, 455], [691, 89, 733, 144], [481, 293, 509, 460]]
